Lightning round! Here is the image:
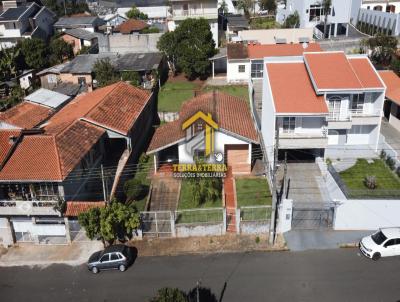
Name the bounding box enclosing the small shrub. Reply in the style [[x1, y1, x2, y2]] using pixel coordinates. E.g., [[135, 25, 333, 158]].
[[123, 178, 144, 201], [139, 153, 150, 165], [364, 175, 378, 190], [255, 236, 260, 244], [386, 156, 396, 170], [325, 158, 332, 166], [380, 150, 387, 160]]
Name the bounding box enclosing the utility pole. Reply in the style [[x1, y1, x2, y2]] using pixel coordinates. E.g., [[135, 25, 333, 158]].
[[63, 0, 67, 16], [101, 164, 107, 203], [269, 122, 279, 245], [283, 151, 288, 201]]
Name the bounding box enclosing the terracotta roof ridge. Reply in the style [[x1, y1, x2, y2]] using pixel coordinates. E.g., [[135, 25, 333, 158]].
[[347, 56, 365, 89], [50, 135, 64, 181]]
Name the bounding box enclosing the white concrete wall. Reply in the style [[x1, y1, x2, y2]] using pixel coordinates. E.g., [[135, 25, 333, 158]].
[[334, 199, 400, 230], [227, 60, 250, 83], [361, 1, 400, 14], [357, 7, 400, 35], [240, 221, 269, 234], [175, 223, 224, 237], [277, 116, 325, 136], [389, 112, 400, 132]]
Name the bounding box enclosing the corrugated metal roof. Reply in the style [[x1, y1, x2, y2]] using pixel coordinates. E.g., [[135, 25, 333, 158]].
[[24, 88, 71, 109]]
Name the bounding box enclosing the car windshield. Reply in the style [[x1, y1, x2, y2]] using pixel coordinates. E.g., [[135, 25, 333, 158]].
[[371, 231, 388, 245]]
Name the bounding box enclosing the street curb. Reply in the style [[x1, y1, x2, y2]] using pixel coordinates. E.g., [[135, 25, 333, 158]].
[[339, 243, 359, 248]]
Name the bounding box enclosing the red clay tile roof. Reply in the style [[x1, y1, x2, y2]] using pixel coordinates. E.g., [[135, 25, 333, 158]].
[[348, 57, 384, 89], [65, 201, 106, 216], [266, 62, 328, 114], [304, 52, 384, 91], [148, 92, 258, 153], [247, 43, 322, 59], [227, 43, 248, 60], [115, 19, 148, 34], [0, 129, 21, 164], [379, 70, 400, 106], [0, 82, 150, 181], [0, 101, 54, 129]]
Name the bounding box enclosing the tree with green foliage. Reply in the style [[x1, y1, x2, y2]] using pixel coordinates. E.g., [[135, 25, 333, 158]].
[[150, 287, 188, 302], [141, 27, 160, 34], [42, 0, 89, 17], [283, 11, 300, 28], [236, 0, 253, 18], [93, 58, 120, 87], [126, 5, 148, 20], [49, 38, 74, 65], [259, 0, 277, 13], [322, 0, 332, 38], [78, 201, 140, 246], [123, 178, 144, 201], [157, 18, 216, 79], [219, 0, 228, 15], [390, 58, 400, 75], [19, 39, 49, 69], [362, 34, 398, 66], [0, 47, 22, 80]]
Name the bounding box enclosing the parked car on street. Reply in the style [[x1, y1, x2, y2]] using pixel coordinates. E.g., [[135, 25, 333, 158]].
[[87, 245, 135, 273], [359, 228, 400, 260]]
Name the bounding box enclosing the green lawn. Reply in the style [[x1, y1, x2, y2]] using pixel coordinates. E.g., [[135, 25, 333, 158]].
[[250, 18, 280, 29], [339, 159, 400, 199], [236, 178, 272, 207], [178, 179, 222, 209], [157, 81, 198, 112], [203, 85, 249, 103]]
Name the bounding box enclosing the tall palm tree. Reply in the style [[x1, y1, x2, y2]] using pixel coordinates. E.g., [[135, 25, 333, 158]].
[[0, 48, 20, 80], [323, 0, 332, 38]]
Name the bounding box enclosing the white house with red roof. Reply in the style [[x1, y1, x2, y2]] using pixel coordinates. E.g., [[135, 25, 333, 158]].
[[379, 70, 400, 132], [0, 82, 156, 246], [261, 51, 386, 169]]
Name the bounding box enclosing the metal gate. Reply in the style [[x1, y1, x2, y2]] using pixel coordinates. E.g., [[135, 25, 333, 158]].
[[140, 211, 173, 238], [291, 203, 334, 230]]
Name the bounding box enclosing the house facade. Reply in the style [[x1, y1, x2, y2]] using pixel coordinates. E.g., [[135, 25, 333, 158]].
[[54, 16, 106, 33], [276, 0, 362, 38], [0, 82, 156, 245], [379, 70, 400, 132], [361, 0, 400, 13], [147, 92, 259, 175], [168, 0, 219, 47], [260, 51, 385, 170], [61, 28, 101, 55], [0, 2, 56, 49], [356, 6, 400, 36]]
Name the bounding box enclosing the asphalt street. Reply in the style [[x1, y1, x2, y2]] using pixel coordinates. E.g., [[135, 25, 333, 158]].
[[1, 249, 400, 302]]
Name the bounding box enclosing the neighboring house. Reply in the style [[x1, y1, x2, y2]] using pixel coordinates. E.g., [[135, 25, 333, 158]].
[[0, 81, 156, 245], [260, 51, 385, 170], [61, 28, 101, 55], [276, 0, 362, 38], [113, 18, 148, 34], [225, 42, 322, 83], [54, 16, 106, 33], [17, 69, 34, 90], [379, 70, 400, 132], [99, 0, 170, 20], [168, 0, 219, 47], [36, 61, 71, 90], [99, 13, 127, 33], [98, 32, 162, 53], [361, 0, 400, 13], [0, 2, 56, 49], [237, 28, 315, 44], [356, 6, 400, 35], [147, 91, 259, 175], [225, 14, 249, 41], [58, 52, 165, 91]]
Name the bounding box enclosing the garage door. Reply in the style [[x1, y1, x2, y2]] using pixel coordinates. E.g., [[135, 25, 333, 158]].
[[12, 220, 66, 243], [226, 144, 250, 174]]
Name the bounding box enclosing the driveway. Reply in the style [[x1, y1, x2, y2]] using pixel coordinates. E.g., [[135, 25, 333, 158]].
[[149, 177, 181, 211], [381, 119, 400, 160]]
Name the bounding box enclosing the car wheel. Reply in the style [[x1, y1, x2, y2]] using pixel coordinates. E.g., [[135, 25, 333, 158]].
[[119, 264, 126, 272], [372, 253, 381, 261], [91, 266, 99, 274]]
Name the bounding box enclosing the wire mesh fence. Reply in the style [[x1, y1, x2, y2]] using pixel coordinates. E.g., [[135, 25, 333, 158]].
[[174, 208, 224, 225], [140, 211, 173, 237], [240, 206, 272, 222]]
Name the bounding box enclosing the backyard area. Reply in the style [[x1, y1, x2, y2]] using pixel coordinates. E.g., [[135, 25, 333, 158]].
[[176, 179, 223, 224], [235, 178, 272, 220], [339, 159, 400, 199], [250, 17, 280, 29], [158, 78, 249, 112]]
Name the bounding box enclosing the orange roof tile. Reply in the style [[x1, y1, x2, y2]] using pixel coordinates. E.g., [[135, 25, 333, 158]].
[[65, 201, 106, 216], [0, 102, 54, 129], [266, 62, 328, 114], [148, 92, 258, 153], [115, 19, 148, 34], [379, 70, 400, 106], [304, 52, 384, 91], [0, 129, 21, 164], [247, 43, 322, 59]]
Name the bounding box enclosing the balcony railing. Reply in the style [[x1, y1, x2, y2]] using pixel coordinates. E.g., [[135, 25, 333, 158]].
[[328, 109, 380, 121], [0, 200, 60, 215], [279, 128, 328, 138], [171, 9, 217, 19], [349, 109, 381, 117]]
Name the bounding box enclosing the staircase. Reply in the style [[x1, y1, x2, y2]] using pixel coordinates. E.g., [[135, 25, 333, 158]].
[[224, 167, 237, 233]]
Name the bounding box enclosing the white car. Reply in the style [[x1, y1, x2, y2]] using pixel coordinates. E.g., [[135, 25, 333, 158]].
[[359, 228, 400, 260]]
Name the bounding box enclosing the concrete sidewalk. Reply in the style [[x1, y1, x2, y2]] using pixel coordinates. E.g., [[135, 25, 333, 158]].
[[284, 230, 371, 251]]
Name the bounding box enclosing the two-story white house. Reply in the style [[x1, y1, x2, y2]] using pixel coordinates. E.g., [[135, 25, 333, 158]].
[[276, 0, 362, 38], [168, 0, 219, 47], [0, 2, 56, 49], [261, 51, 386, 170]]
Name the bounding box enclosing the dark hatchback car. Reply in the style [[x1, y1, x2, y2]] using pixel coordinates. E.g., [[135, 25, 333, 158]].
[[87, 245, 135, 274]]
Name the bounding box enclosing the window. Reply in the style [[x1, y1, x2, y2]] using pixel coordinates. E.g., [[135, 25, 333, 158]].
[[100, 254, 109, 262], [282, 117, 296, 133], [238, 65, 245, 73], [308, 4, 330, 22], [328, 96, 342, 120], [47, 74, 57, 84], [384, 239, 396, 247], [110, 253, 119, 261], [351, 94, 365, 112], [251, 60, 263, 78], [372, 231, 387, 245]]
